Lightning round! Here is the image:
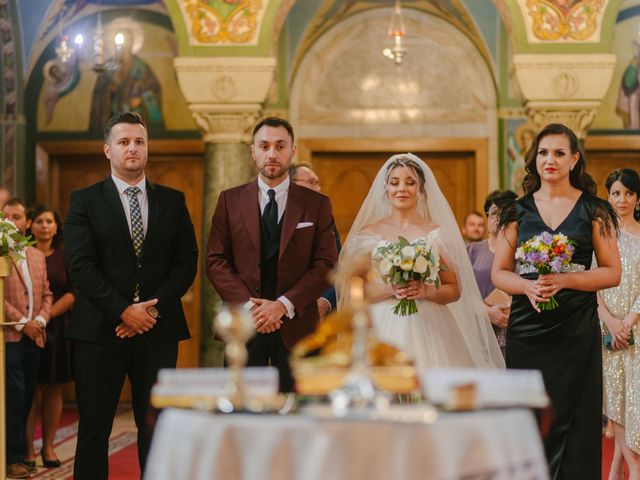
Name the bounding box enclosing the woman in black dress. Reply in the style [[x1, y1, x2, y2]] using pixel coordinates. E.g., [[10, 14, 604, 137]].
[[492, 123, 621, 479], [24, 205, 75, 468]]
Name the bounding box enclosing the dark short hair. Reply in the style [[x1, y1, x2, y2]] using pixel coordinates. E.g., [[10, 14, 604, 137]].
[[28, 204, 63, 249], [252, 116, 294, 144], [289, 162, 314, 179], [104, 112, 146, 142], [463, 211, 484, 224], [522, 123, 596, 195], [606, 168, 640, 220], [5, 197, 27, 211], [483, 190, 518, 216]]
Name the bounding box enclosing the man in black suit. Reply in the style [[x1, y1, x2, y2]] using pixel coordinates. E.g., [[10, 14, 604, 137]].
[[64, 112, 198, 480]]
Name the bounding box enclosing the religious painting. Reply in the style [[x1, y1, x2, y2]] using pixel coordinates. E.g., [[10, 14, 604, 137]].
[[38, 19, 195, 133], [591, 4, 640, 130], [517, 0, 606, 42], [504, 119, 535, 195], [177, 0, 268, 45]]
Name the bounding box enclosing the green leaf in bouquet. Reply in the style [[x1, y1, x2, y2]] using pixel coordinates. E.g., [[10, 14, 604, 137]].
[[393, 270, 401, 284], [425, 266, 430, 278], [402, 270, 409, 281], [434, 277, 441, 289], [398, 236, 410, 247]]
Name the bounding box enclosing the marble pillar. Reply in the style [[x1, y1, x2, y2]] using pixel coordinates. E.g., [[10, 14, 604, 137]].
[[511, 54, 617, 138], [174, 57, 276, 366]]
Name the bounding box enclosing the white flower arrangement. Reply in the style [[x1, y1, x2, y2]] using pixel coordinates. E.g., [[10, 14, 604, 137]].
[[371, 236, 444, 316], [0, 214, 34, 263]]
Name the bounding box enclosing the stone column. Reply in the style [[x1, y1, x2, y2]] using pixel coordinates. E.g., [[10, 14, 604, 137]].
[[174, 57, 277, 366], [511, 54, 617, 138]]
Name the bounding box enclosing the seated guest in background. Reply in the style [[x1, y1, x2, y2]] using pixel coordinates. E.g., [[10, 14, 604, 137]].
[[289, 162, 342, 318], [24, 205, 74, 470], [467, 190, 517, 358], [461, 211, 486, 243], [3, 198, 53, 479]]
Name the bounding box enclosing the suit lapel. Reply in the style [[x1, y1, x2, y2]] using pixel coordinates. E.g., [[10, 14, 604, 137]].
[[141, 180, 159, 258], [240, 181, 261, 256], [102, 177, 136, 258], [13, 249, 27, 286], [279, 183, 306, 261]]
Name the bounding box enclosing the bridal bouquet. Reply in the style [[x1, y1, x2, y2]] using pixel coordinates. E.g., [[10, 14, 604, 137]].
[[515, 231, 576, 311], [0, 213, 34, 263], [372, 236, 443, 316]]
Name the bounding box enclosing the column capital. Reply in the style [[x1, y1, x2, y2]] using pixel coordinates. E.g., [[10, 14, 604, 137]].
[[511, 53, 616, 138], [174, 57, 276, 143]]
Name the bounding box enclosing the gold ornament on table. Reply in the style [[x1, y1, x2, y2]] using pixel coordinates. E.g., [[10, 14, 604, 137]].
[[291, 255, 418, 402], [213, 304, 292, 413]]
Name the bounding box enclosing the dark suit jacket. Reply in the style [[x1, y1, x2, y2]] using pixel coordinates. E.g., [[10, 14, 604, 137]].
[[64, 176, 198, 344], [206, 180, 338, 349]]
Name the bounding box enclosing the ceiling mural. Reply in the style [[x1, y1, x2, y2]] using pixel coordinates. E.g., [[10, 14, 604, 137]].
[[176, 0, 268, 45], [518, 0, 606, 42]]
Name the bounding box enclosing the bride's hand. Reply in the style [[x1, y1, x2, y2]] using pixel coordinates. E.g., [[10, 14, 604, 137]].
[[391, 283, 409, 299], [521, 278, 548, 313], [404, 280, 432, 301]]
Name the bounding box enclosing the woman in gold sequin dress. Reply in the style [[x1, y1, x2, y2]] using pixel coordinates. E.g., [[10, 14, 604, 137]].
[[599, 168, 640, 480]]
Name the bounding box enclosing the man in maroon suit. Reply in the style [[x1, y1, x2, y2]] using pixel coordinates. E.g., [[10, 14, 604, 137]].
[[206, 117, 338, 392]]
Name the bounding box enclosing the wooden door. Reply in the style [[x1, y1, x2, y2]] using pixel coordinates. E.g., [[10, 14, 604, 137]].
[[38, 140, 204, 401], [585, 136, 640, 199], [314, 151, 476, 241]]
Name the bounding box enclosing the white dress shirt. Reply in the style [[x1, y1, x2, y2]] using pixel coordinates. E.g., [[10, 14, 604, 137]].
[[112, 175, 148, 237], [256, 175, 295, 318]]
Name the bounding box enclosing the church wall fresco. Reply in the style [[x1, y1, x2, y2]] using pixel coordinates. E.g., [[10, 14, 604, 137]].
[[36, 16, 195, 134], [592, 1, 640, 131]]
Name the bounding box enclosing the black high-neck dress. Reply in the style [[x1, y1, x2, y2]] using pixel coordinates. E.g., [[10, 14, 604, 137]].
[[507, 192, 614, 480]]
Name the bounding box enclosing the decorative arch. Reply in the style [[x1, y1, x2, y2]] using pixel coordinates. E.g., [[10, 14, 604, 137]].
[[290, 7, 497, 139]]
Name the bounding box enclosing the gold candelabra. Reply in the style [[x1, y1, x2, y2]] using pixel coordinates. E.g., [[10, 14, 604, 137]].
[[0, 256, 14, 479]]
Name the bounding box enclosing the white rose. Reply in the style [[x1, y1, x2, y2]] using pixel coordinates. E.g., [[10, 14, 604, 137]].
[[401, 245, 416, 258], [376, 240, 390, 249], [400, 258, 414, 271], [413, 255, 429, 274], [393, 255, 401, 266], [515, 247, 525, 261], [378, 258, 393, 276]]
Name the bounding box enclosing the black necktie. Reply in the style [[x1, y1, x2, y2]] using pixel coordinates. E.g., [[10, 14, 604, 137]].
[[263, 189, 278, 237]]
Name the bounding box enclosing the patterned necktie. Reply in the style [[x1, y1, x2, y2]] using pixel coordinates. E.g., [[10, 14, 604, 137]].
[[263, 189, 278, 237], [125, 186, 144, 256]]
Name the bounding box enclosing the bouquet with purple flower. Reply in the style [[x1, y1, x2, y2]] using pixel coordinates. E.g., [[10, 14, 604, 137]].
[[515, 232, 576, 311]]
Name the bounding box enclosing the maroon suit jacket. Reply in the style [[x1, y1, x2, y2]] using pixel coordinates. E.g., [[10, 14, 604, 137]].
[[4, 247, 53, 342], [206, 179, 338, 349]]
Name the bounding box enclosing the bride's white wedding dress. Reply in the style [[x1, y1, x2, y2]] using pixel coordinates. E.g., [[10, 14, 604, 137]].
[[338, 153, 504, 371], [356, 229, 476, 371]]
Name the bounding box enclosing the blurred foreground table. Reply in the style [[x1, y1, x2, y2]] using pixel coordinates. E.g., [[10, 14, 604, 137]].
[[145, 406, 548, 480]]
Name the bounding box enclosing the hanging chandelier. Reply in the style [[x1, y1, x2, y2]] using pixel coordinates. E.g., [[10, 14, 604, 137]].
[[382, 0, 407, 66], [54, 5, 124, 72]]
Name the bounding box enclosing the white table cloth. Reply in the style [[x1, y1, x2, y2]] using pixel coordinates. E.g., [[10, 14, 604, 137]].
[[145, 407, 548, 480]]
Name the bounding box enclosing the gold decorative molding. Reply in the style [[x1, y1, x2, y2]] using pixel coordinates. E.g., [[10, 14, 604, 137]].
[[512, 53, 616, 137], [177, 0, 267, 45], [525, 103, 598, 138], [191, 108, 260, 143], [520, 0, 605, 42]]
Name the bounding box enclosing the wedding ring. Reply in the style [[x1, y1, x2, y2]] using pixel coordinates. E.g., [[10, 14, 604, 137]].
[[147, 306, 160, 319]]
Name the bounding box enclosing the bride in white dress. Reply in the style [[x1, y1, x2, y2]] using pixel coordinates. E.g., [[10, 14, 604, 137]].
[[338, 153, 504, 371]]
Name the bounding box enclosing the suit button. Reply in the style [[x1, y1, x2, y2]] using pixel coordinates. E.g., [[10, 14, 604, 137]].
[[137, 263, 142, 268], [255, 286, 260, 293]]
